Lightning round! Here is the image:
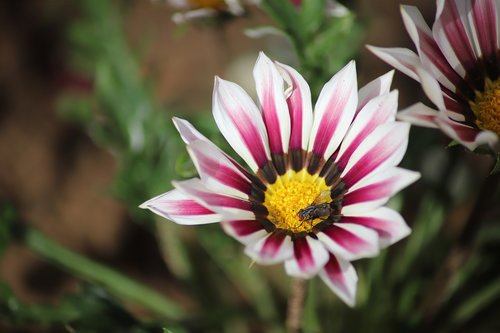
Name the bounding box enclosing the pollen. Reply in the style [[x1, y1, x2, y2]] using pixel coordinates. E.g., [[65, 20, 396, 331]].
[[470, 78, 500, 136], [263, 170, 330, 233]]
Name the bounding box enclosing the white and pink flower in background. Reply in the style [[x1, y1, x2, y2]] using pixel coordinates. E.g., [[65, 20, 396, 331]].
[[368, 0, 500, 151], [141, 52, 419, 306]]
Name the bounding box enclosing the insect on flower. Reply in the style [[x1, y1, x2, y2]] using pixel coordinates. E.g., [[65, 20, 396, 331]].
[[141, 52, 420, 306]]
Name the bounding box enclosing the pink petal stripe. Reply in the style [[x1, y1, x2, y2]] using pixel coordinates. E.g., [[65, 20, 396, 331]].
[[293, 237, 315, 272], [341, 122, 410, 188], [276, 62, 313, 151], [434, 0, 478, 74], [284, 237, 329, 278], [188, 141, 252, 198], [308, 61, 358, 161], [140, 189, 220, 225], [397, 103, 440, 128], [173, 179, 255, 219], [343, 167, 420, 208], [342, 207, 411, 247], [225, 220, 264, 237], [436, 116, 498, 150], [471, 0, 498, 59], [318, 223, 379, 260], [213, 77, 271, 172], [221, 219, 268, 245], [173, 117, 254, 179], [254, 52, 290, 155], [318, 254, 357, 307], [244, 232, 293, 264], [401, 5, 463, 90], [336, 91, 397, 171]]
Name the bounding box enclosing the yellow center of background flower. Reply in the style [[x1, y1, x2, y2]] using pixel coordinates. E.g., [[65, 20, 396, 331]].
[[470, 78, 500, 136], [264, 170, 330, 233], [187, 0, 226, 9]]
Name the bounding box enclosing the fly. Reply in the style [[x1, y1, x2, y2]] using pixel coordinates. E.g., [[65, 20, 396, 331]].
[[297, 190, 333, 222]]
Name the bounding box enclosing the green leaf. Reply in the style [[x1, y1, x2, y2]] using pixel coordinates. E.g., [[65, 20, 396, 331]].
[[24, 227, 185, 320]]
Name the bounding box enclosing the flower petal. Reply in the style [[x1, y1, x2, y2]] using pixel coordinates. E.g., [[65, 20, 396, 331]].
[[366, 45, 421, 82], [342, 207, 411, 248], [140, 188, 220, 225], [317, 223, 379, 261], [276, 61, 313, 171], [221, 219, 268, 245], [435, 115, 499, 151], [401, 5, 463, 91], [357, 70, 394, 113], [187, 140, 253, 199], [433, 0, 478, 78], [397, 103, 440, 128], [341, 122, 410, 188], [254, 52, 290, 161], [244, 232, 294, 264], [284, 237, 329, 279], [318, 254, 358, 307], [213, 77, 271, 172], [336, 91, 398, 171], [173, 178, 256, 219], [470, 0, 498, 61], [173, 117, 209, 144], [342, 167, 420, 214], [308, 61, 358, 167]]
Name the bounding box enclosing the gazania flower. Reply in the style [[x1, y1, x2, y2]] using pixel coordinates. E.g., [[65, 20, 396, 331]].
[[141, 53, 419, 306], [160, 0, 252, 24], [368, 0, 500, 151]]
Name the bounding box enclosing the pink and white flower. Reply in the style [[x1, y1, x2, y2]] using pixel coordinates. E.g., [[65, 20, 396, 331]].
[[141, 52, 419, 306], [160, 0, 253, 24], [368, 0, 500, 151]]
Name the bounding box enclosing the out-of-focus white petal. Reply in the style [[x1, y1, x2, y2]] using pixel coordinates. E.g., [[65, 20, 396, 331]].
[[397, 103, 440, 128]]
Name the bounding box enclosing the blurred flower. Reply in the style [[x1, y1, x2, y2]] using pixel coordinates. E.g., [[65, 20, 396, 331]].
[[141, 53, 419, 306], [291, 0, 349, 18], [368, 0, 500, 151], [159, 0, 254, 24]]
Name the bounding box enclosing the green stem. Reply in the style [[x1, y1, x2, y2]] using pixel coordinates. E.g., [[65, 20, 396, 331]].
[[24, 228, 185, 320]]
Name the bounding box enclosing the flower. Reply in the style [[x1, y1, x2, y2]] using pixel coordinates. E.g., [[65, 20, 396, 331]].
[[368, 0, 500, 151], [160, 0, 253, 24], [140, 52, 419, 306]]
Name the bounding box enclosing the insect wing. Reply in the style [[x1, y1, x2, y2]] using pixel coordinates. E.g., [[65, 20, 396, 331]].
[[312, 190, 331, 205]]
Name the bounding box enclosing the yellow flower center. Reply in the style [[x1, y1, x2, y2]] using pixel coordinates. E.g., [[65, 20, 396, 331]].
[[187, 0, 226, 9], [263, 170, 331, 233], [470, 78, 500, 136]]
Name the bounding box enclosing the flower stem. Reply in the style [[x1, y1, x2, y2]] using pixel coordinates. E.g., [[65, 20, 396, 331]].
[[286, 278, 308, 333], [420, 168, 500, 327]]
